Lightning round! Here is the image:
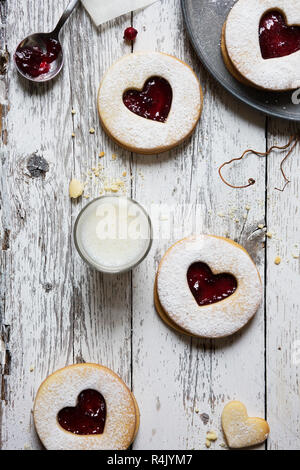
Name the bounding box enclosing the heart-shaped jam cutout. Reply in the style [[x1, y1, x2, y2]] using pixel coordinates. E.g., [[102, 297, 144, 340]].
[[57, 389, 106, 435], [259, 10, 300, 59], [187, 262, 237, 306], [123, 76, 172, 123]]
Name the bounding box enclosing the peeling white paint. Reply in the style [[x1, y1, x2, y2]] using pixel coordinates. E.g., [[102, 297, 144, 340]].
[[0, 80, 7, 105]]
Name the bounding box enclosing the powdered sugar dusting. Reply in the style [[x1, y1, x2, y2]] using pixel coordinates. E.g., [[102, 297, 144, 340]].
[[157, 235, 262, 338], [98, 52, 202, 153], [34, 364, 137, 450], [225, 0, 300, 90]]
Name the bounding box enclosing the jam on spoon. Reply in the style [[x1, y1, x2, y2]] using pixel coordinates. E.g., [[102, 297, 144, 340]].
[[14, 0, 79, 82], [57, 389, 106, 435], [259, 10, 300, 59], [14, 38, 61, 79], [187, 262, 237, 306], [123, 76, 173, 123]]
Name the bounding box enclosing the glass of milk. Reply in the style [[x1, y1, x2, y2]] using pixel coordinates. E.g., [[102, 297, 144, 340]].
[[74, 196, 153, 273]]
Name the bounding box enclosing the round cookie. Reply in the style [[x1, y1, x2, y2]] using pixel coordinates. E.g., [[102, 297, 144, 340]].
[[224, 0, 300, 91], [98, 51, 203, 154], [34, 363, 139, 450], [155, 235, 262, 339]]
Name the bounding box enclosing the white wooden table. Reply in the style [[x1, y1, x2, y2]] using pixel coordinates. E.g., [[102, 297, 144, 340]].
[[0, 0, 299, 451]]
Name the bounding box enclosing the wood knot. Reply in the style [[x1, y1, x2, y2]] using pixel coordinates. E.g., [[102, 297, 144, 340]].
[[27, 154, 49, 178]]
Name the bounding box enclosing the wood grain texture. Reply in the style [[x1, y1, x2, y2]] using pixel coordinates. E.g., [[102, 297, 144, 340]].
[[265, 120, 300, 450], [0, 0, 133, 449], [0, 0, 299, 450], [132, 0, 266, 450]]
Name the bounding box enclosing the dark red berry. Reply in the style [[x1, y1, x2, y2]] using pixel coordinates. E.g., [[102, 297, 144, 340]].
[[124, 27, 138, 42]]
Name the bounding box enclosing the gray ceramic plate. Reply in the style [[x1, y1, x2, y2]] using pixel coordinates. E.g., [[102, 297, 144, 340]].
[[181, 0, 300, 121]]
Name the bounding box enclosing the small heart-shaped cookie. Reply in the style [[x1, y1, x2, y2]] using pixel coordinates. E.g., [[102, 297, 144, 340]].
[[222, 401, 270, 449]]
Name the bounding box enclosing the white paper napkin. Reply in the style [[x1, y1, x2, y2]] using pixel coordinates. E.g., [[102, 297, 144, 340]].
[[81, 0, 158, 26]]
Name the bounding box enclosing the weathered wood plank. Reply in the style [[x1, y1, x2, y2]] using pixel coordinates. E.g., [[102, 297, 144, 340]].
[[0, 0, 132, 449], [67, 4, 133, 387], [131, 0, 266, 450], [266, 119, 300, 450], [0, 0, 75, 449]]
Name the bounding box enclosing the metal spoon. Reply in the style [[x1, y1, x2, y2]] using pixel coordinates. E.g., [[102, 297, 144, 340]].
[[14, 0, 79, 82]]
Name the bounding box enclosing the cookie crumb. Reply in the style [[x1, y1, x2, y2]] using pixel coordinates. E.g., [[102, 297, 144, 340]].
[[266, 232, 273, 239], [195, 408, 199, 414], [29, 366, 34, 372], [292, 254, 299, 259], [205, 439, 211, 448], [112, 153, 117, 161], [89, 127, 95, 134], [206, 431, 218, 441], [110, 184, 119, 192], [71, 109, 76, 115], [69, 179, 84, 199], [99, 152, 105, 158], [71, 133, 75, 138], [258, 224, 264, 229], [122, 171, 127, 177], [274, 256, 281, 265]]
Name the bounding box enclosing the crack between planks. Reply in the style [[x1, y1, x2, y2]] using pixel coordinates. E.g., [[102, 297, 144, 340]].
[[0, 324, 11, 449], [70, 73, 76, 367], [264, 116, 269, 450], [128, 10, 135, 451], [0, 0, 9, 450]]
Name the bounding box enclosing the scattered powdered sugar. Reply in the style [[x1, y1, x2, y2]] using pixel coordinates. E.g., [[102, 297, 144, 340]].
[[225, 0, 300, 90], [157, 235, 262, 338], [34, 364, 137, 450], [98, 52, 202, 153]]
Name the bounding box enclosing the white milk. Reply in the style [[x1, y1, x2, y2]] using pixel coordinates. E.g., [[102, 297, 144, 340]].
[[75, 196, 152, 272]]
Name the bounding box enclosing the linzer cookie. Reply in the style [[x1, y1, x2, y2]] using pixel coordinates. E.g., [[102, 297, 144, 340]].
[[222, 0, 300, 91], [155, 235, 262, 338], [33, 363, 139, 450], [98, 51, 203, 154]]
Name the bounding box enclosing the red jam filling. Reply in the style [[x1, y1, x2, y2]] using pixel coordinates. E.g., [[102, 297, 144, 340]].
[[57, 389, 106, 435], [187, 263, 237, 306], [123, 76, 172, 123], [259, 10, 300, 59], [15, 38, 61, 78]]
